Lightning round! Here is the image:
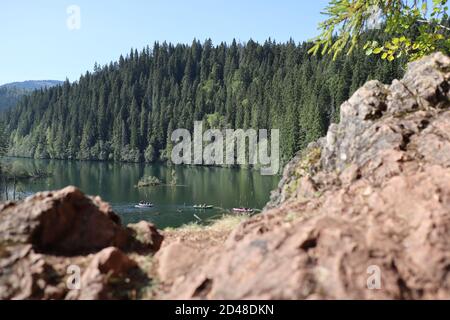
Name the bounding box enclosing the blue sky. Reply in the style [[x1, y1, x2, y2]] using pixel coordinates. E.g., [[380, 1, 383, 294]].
[[0, 0, 329, 85]]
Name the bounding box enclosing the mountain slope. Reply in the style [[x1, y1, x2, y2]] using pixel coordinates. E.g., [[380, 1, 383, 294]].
[[0, 80, 62, 91], [0, 80, 62, 111]]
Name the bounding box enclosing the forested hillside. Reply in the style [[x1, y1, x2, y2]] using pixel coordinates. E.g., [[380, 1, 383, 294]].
[[0, 87, 23, 112], [3, 38, 404, 165], [0, 81, 62, 112]]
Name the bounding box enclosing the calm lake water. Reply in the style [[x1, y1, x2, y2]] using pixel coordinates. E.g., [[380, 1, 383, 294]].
[[2, 157, 279, 229]]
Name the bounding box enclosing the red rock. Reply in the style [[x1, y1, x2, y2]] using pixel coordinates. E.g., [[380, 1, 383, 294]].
[[0, 186, 128, 255], [156, 242, 199, 283], [163, 53, 450, 300], [67, 247, 137, 300], [127, 221, 164, 253], [0, 187, 156, 300]]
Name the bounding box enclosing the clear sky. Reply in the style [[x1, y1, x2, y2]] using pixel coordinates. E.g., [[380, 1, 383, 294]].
[[0, 0, 329, 85]]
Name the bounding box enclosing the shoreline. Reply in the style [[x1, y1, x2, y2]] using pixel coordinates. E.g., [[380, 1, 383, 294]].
[[1, 155, 283, 176]]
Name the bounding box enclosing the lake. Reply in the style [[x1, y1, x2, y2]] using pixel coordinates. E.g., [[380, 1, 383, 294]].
[[1, 157, 279, 229]]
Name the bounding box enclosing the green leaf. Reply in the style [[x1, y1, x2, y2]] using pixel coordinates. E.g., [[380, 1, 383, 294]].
[[373, 47, 383, 54]]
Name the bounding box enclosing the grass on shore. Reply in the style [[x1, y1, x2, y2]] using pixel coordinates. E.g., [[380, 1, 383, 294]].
[[164, 214, 249, 233], [139, 214, 251, 299]]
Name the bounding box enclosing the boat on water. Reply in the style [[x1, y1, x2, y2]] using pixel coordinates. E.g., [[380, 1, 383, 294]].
[[135, 201, 154, 209], [233, 208, 254, 214], [193, 204, 214, 209]]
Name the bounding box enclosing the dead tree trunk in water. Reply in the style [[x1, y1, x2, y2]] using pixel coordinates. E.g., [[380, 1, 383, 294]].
[[4, 178, 7, 201], [13, 176, 16, 200]]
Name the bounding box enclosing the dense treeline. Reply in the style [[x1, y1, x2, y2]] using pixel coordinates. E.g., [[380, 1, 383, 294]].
[[3, 37, 404, 165], [0, 87, 27, 112]]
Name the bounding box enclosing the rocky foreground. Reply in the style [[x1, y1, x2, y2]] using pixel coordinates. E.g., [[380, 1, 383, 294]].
[[2, 53, 450, 300], [0, 187, 163, 299]]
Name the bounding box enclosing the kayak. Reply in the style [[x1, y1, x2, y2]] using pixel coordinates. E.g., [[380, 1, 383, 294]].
[[135, 203, 154, 208], [193, 205, 214, 209], [233, 208, 254, 213]]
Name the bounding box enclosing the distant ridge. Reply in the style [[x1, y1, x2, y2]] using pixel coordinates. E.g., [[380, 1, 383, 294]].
[[0, 80, 63, 90], [0, 80, 63, 111]]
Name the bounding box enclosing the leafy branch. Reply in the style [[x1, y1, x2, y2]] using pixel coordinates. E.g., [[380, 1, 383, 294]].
[[310, 0, 450, 61]]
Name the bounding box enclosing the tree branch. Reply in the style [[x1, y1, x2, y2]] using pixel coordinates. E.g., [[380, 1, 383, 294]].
[[417, 19, 450, 32]]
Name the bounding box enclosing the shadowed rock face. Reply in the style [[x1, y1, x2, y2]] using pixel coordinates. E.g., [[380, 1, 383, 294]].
[[162, 53, 450, 300]]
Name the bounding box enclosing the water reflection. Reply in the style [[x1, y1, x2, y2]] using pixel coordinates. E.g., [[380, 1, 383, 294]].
[[1, 158, 279, 228]]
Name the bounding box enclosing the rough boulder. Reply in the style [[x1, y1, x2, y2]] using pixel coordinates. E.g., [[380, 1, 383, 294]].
[[0, 186, 162, 299], [162, 52, 450, 300]]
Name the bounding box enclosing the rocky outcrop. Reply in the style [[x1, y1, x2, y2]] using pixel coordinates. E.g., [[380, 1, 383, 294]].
[[0, 186, 162, 299], [161, 53, 450, 299]]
